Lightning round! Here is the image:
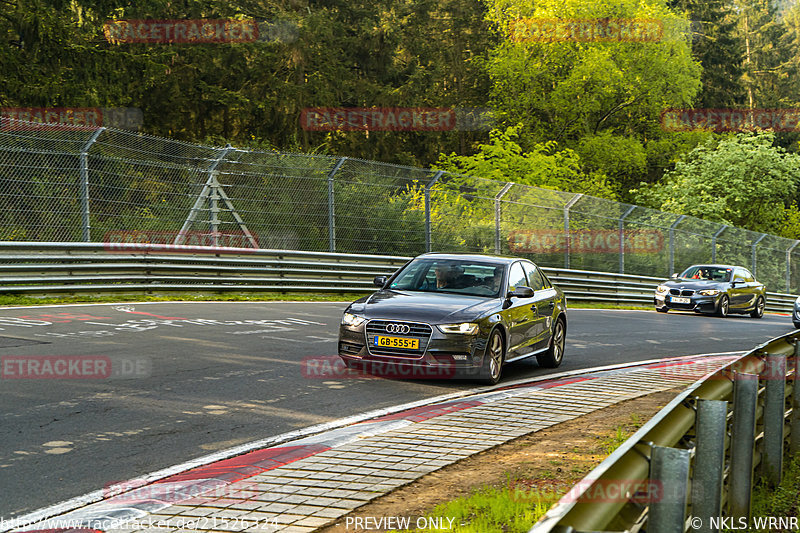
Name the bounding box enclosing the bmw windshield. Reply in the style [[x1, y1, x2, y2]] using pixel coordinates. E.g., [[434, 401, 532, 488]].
[[679, 266, 732, 281], [388, 258, 505, 298]]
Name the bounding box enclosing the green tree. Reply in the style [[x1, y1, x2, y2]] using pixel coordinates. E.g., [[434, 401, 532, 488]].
[[669, 0, 747, 108], [632, 132, 800, 234], [434, 125, 617, 198], [483, 0, 702, 146]]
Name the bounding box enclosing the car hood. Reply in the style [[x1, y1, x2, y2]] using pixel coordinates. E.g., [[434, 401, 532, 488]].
[[347, 290, 500, 324], [661, 278, 728, 290]]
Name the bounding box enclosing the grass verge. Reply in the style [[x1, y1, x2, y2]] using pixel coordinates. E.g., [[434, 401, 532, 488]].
[[751, 454, 800, 531], [388, 415, 646, 533], [0, 292, 652, 310]]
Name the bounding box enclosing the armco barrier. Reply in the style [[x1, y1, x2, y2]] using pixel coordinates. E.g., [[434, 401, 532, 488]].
[[530, 331, 800, 532], [0, 242, 796, 312]]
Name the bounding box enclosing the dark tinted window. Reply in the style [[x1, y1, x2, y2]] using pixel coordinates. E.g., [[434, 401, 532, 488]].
[[389, 258, 505, 297], [508, 262, 527, 292], [523, 262, 545, 290]]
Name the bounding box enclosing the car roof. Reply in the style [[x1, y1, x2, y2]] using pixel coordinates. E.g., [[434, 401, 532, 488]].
[[686, 264, 742, 270], [416, 252, 525, 265]]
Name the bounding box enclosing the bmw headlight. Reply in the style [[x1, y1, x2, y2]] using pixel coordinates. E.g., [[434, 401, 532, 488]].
[[437, 323, 480, 335], [699, 289, 720, 296], [656, 285, 669, 294], [341, 312, 366, 327]]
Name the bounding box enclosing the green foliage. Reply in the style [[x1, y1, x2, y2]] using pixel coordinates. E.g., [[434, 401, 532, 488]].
[[483, 0, 702, 145], [632, 132, 800, 234], [435, 125, 617, 199]]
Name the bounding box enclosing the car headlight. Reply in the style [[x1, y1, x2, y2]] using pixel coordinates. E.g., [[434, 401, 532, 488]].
[[698, 289, 720, 296], [341, 312, 366, 327], [437, 323, 480, 335], [655, 285, 669, 294], [795, 296, 800, 305]]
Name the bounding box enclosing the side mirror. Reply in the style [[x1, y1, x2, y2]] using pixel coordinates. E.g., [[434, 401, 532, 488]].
[[373, 276, 388, 288], [670, 273, 679, 279], [506, 286, 535, 299], [731, 280, 741, 287]]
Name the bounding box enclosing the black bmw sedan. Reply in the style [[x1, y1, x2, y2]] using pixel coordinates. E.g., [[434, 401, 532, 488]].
[[654, 264, 766, 318], [338, 253, 567, 385]]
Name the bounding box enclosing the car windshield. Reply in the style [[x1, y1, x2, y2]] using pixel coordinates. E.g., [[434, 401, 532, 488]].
[[388, 258, 504, 297], [680, 266, 732, 282]]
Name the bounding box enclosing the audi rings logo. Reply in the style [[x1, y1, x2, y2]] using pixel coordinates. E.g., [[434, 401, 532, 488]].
[[385, 323, 410, 334]]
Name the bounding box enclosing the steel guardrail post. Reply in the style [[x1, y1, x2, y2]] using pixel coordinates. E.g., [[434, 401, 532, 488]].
[[751, 233, 767, 278], [424, 171, 444, 253], [711, 225, 727, 264], [495, 183, 514, 255], [563, 194, 582, 269], [79, 128, 105, 242], [763, 349, 787, 486], [691, 400, 728, 532], [790, 340, 800, 456], [649, 446, 691, 533], [729, 372, 758, 520], [787, 241, 799, 293], [618, 205, 636, 274], [668, 215, 686, 277], [327, 157, 347, 253]]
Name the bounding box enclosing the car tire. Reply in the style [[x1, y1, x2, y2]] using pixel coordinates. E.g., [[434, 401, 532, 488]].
[[716, 295, 729, 318], [794, 321, 800, 330], [479, 329, 505, 385], [537, 317, 566, 369], [656, 306, 668, 313], [750, 296, 765, 319]]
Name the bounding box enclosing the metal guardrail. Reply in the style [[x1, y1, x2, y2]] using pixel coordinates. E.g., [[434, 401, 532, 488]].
[[0, 243, 797, 313], [530, 331, 800, 533]]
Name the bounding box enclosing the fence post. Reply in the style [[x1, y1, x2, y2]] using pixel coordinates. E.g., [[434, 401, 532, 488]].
[[712, 225, 727, 264], [790, 340, 800, 455], [649, 446, 691, 533], [751, 233, 767, 277], [787, 241, 799, 293], [495, 183, 514, 255], [327, 157, 347, 253], [763, 349, 787, 486], [563, 194, 582, 269], [729, 372, 759, 520], [668, 215, 686, 277], [619, 205, 636, 274], [79, 127, 105, 242], [424, 171, 444, 253], [691, 400, 728, 532]]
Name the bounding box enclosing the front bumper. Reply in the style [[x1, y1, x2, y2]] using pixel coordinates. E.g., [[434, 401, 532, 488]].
[[338, 321, 488, 378], [654, 293, 720, 313]]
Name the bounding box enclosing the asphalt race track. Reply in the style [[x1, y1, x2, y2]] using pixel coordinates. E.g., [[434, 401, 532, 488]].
[[0, 301, 795, 519]]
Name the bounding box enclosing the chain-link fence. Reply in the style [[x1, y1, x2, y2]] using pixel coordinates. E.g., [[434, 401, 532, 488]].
[[1, 117, 799, 293]]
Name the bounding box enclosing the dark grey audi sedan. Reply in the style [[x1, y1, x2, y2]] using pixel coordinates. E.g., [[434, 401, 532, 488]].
[[338, 253, 568, 384], [654, 264, 766, 318]]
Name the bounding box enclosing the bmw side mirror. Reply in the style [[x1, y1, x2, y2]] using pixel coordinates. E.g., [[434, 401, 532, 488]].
[[373, 276, 388, 288], [671, 273, 679, 279], [507, 286, 535, 299]]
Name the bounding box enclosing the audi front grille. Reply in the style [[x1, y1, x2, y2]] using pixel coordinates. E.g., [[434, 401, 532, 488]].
[[365, 320, 433, 358]]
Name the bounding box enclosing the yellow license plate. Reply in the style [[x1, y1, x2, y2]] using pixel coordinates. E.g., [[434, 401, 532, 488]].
[[374, 336, 419, 349]]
